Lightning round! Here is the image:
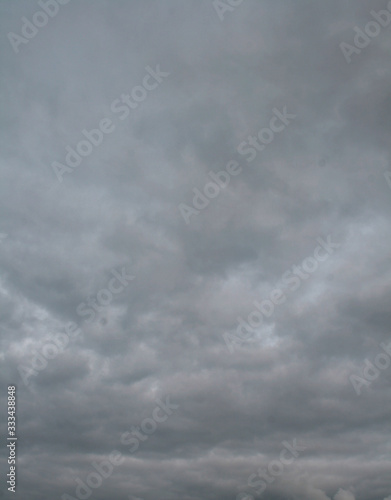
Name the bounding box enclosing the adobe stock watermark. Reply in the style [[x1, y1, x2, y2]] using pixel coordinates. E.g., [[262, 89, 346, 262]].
[[17, 267, 134, 390], [51, 65, 169, 183], [236, 439, 306, 500], [223, 235, 340, 353], [178, 106, 296, 224], [61, 396, 178, 500], [349, 338, 391, 395], [76, 267, 134, 324], [7, 0, 71, 54], [213, 0, 244, 22], [340, 2, 391, 63], [119, 395, 179, 452]]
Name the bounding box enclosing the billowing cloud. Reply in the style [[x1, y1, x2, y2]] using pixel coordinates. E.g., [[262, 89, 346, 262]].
[[334, 489, 356, 500]]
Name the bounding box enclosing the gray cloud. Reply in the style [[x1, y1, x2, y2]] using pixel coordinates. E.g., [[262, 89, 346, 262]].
[[1, 1, 391, 499]]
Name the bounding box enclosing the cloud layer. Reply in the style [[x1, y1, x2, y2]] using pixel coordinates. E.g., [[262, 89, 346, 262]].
[[1, 1, 391, 499]]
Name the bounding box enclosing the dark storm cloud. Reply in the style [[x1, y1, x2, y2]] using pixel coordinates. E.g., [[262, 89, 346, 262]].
[[1, 1, 391, 499]]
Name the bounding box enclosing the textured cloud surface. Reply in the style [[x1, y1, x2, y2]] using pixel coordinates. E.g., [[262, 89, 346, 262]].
[[1, 1, 391, 499]]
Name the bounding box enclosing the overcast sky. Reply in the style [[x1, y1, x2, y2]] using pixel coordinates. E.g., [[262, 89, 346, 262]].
[[1, 1, 391, 499]]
